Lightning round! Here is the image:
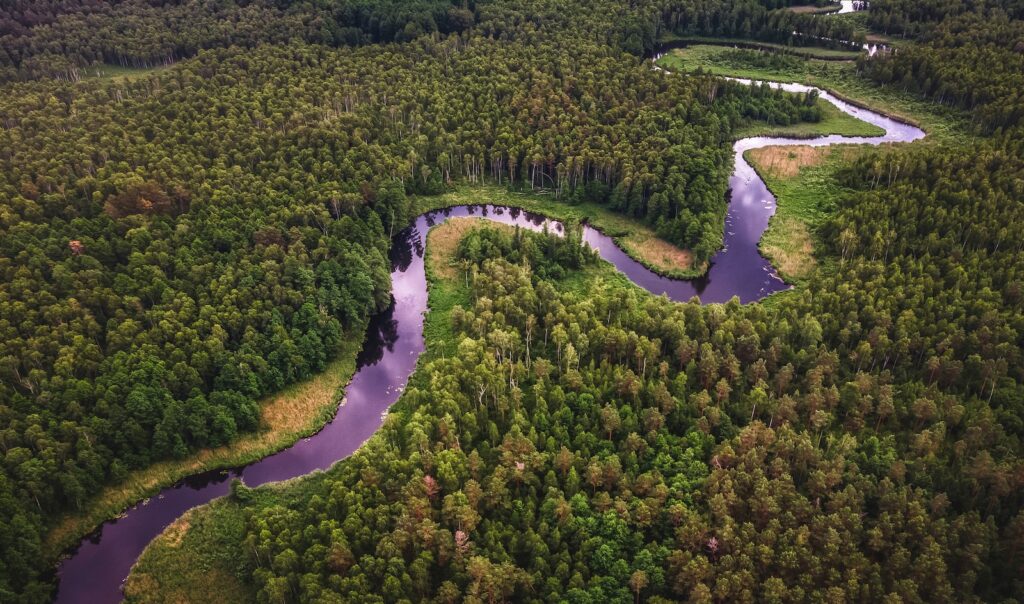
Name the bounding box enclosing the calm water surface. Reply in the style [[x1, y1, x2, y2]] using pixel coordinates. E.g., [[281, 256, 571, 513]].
[[53, 62, 923, 604]]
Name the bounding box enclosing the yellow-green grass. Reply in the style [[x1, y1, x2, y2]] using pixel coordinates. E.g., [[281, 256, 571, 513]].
[[663, 36, 861, 60], [786, 3, 841, 14], [427, 217, 491, 282], [657, 44, 968, 143], [747, 144, 864, 282], [734, 94, 885, 138], [422, 218, 502, 358], [123, 502, 254, 604], [415, 185, 701, 278], [44, 325, 366, 564]]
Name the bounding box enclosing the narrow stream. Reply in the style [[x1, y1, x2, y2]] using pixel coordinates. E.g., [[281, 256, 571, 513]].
[[53, 56, 923, 604]]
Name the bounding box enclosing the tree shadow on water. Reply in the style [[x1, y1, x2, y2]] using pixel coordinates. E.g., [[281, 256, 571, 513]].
[[355, 300, 400, 369]]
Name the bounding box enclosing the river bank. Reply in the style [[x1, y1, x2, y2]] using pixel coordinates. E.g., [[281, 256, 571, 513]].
[[55, 48, 925, 604], [43, 324, 367, 567], [655, 43, 966, 142]]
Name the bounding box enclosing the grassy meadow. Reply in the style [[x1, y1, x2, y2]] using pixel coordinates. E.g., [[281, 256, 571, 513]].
[[657, 44, 967, 142]]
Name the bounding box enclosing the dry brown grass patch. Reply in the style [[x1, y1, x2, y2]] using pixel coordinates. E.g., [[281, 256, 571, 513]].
[[762, 215, 816, 279], [623, 236, 694, 274], [749, 145, 860, 179], [427, 218, 517, 281], [122, 572, 159, 601], [158, 513, 192, 549], [124, 567, 249, 604], [259, 368, 342, 433], [749, 145, 830, 178]]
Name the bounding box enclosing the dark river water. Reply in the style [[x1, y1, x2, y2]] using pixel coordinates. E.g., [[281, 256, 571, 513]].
[[53, 66, 924, 604]]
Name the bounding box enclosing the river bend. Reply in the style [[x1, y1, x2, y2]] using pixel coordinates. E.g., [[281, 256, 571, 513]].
[[54, 65, 924, 604]]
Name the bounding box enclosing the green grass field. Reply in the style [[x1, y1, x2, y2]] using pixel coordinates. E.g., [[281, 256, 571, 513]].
[[123, 497, 255, 603], [827, 11, 896, 45], [746, 145, 859, 282], [657, 44, 967, 143], [785, 3, 842, 15], [660, 35, 862, 59], [734, 95, 886, 138]]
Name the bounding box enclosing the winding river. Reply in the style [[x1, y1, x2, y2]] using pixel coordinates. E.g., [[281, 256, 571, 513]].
[[53, 56, 924, 603]]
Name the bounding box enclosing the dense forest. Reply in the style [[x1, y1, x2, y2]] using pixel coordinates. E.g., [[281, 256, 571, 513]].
[[237, 198, 1023, 600], [660, 0, 867, 50], [0, 0, 867, 82], [861, 0, 1024, 132], [226, 0, 1024, 601], [0, 0, 477, 81], [222, 21, 1024, 591], [1, 0, 1022, 601], [0, 0, 844, 600]]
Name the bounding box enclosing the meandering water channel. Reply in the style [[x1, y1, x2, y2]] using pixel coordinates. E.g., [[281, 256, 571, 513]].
[[53, 56, 924, 604]]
